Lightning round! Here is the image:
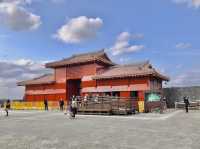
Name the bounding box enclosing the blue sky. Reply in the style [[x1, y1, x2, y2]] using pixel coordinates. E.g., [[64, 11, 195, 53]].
[[0, 0, 200, 98]]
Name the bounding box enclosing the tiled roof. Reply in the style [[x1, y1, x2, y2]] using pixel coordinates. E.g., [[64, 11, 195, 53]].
[[93, 61, 169, 81], [17, 74, 55, 86], [45, 49, 115, 68]]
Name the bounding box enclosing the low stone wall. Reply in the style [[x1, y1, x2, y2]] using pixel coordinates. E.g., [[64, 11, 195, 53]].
[[163, 86, 200, 108]]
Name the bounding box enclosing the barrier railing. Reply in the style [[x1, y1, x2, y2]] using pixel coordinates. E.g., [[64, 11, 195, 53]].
[[76, 96, 144, 114], [0, 96, 148, 113], [175, 101, 200, 110], [1, 101, 68, 111]]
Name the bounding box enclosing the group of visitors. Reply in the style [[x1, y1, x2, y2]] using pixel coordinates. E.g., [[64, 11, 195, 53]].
[[158, 95, 190, 113], [43, 95, 78, 119], [82, 94, 101, 102], [0, 95, 190, 118], [43, 98, 65, 111]]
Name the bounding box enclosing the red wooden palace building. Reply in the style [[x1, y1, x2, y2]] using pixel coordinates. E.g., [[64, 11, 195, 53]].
[[18, 50, 169, 103]]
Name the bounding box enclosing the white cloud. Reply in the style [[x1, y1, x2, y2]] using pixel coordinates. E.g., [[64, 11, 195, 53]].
[[193, 0, 200, 7], [167, 70, 200, 87], [0, 1, 41, 31], [54, 16, 103, 43], [175, 42, 191, 49], [110, 32, 144, 56], [173, 0, 200, 8], [0, 0, 32, 5], [0, 59, 51, 99]]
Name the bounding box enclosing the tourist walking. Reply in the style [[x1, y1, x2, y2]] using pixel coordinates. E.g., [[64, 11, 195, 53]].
[[5, 100, 10, 117], [70, 95, 78, 118], [160, 96, 166, 114], [83, 94, 88, 107], [59, 98, 64, 111], [0, 103, 4, 116], [44, 99, 48, 111], [183, 96, 190, 113]]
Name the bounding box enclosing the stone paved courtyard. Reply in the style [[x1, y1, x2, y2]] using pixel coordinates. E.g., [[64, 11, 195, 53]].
[[0, 110, 199, 149]]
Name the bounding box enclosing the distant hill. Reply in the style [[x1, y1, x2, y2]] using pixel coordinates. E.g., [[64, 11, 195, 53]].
[[163, 86, 200, 108]]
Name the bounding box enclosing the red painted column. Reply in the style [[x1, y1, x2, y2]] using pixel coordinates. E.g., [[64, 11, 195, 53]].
[[138, 91, 145, 101], [120, 91, 130, 99]]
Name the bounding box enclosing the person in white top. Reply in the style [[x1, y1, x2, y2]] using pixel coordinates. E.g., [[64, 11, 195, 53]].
[[84, 95, 88, 102], [0, 104, 3, 116], [71, 95, 78, 118]]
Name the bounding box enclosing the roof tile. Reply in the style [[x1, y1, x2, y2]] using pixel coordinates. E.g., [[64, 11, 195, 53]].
[[93, 61, 169, 81]]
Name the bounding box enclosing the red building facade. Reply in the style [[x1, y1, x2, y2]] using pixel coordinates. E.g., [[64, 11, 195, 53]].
[[18, 50, 169, 103]]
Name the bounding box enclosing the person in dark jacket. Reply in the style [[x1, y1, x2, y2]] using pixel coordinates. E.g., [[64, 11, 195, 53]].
[[183, 96, 190, 113], [44, 99, 48, 111], [59, 99, 64, 111], [5, 100, 10, 116]]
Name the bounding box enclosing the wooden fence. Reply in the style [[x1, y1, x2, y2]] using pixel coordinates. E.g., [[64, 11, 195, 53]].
[[76, 96, 143, 114]]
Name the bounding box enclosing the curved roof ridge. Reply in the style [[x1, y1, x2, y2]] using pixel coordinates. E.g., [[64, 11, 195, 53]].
[[71, 49, 105, 58], [93, 60, 169, 81], [109, 60, 150, 69], [121, 60, 150, 67], [17, 73, 55, 86], [45, 49, 115, 68], [59, 49, 104, 61], [32, 73, 53, 80]]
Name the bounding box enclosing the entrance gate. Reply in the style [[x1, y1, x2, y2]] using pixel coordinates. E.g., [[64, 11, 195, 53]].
[[67, 79, 81, 101]]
